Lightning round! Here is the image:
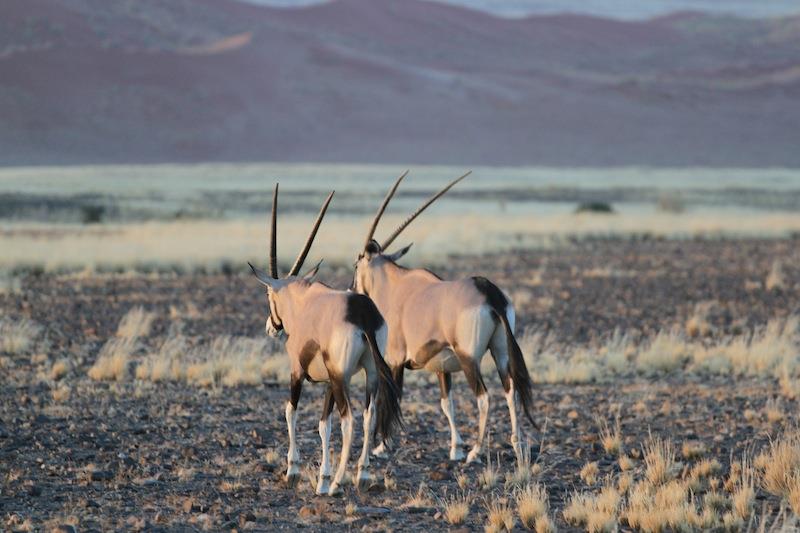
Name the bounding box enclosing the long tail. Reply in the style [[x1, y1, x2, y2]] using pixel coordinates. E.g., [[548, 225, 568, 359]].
[[496, 310, 538, 429], [474, 276, 537, 429], [364, 330, 404, 444]]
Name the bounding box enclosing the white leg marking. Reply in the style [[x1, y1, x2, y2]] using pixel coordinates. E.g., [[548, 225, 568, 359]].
[[505, 381, 523, 464], [440, 390, 465, 461], [316, 413, 333, 495], [466, 393, 489, 463], [371, 440, 388, 458], [329, 413, 354, 495], [285, 402, 301, 485], [356, 401, 375, 489]]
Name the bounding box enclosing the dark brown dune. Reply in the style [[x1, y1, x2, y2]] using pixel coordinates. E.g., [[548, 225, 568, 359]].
[[1, 0, 799, 166]]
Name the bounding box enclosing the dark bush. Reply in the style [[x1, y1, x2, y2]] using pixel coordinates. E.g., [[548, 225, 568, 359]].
[[575, 201, 614, 214], [80, 205, 105, 224]]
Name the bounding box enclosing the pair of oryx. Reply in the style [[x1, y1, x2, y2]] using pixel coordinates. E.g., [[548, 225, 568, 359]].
[[248, 172, 535, 496]]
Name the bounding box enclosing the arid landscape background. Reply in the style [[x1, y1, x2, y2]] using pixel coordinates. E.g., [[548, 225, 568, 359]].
[[3, 0, 800, 531], [2, 0, 800, 166]]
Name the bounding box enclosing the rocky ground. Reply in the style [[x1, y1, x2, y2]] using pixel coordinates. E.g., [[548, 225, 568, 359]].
[[2, 237, 799, 531]]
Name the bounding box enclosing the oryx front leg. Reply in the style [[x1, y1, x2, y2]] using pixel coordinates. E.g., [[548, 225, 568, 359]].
[[316, 388, 335, 495], [490, 332, 523, 464], [285, 375, 303, 487], [329, 379, 353, 496], [438, 372, 465, 461], [459, 358, 489, 464]]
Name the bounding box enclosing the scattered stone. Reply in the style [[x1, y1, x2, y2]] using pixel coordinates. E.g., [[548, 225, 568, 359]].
[[90, 470, 113, 482]]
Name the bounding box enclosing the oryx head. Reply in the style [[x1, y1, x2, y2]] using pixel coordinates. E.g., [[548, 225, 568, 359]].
[[353, 170, 470, 295], [250, 184, 334, 338]]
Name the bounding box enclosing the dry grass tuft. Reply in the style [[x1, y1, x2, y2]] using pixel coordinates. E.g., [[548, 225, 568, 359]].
[[51, 385, 70, 402], [563, 485, 619, 532], [442, 493, 470, 525], [407, 482, 433, 507], [534, 514, 555, 533], [618, 455, 635, 472], [690, 458, 721, 481], [345, 502, 358, 516], [765, 398, 786, 423], [759, 432, 800, 497], [686, 301, 716, 338], [263, 448, 280, 465], [637, 329, 690, 374], [116, 306, 155, 339], [643, 436, 677, 486], [480, 453, 500, 490], [788, 473, 800, 517], [506, 442, 537, 489], [88, 337, 137, 381], [599, 418, 622, 456], [457, 472, 470, 490], [731, 459, 755, 521], [516, 483, 549, 530], [485, 498, 515, 533], [682, 440, 707, 460], [0, 316, 42, 354], [50, 359, 69, 380], [136, 334, 188, 382], [185, 336, 273, 387], [580, 461, 600, 485]]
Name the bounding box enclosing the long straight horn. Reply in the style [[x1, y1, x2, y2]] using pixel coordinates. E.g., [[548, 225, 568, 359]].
[[288, 190, 335, 277], [269, 183, 279, 278], [364, 170, 409, 250], [380, 170, 471, 250]]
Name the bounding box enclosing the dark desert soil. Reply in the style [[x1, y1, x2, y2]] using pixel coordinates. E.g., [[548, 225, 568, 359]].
[[2, 237, 799, 531]]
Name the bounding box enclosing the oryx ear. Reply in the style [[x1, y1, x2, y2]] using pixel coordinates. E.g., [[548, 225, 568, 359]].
[[364, 239, 382, 255], [302, 260, 323, 282], [386, 243, 413, 262], [248, 262, 274, 287]]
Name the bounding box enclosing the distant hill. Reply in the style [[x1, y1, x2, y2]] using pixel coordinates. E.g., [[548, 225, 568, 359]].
[[240, 0, 800, 19], [1, 0, 799, 166]]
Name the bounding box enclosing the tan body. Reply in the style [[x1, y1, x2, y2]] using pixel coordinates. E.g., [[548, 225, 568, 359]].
[[354, 248, 530, 463]]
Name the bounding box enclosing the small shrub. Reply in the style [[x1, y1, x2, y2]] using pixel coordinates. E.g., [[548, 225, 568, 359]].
[[80, 204, 105, 224], [575, 202, 614, 214]]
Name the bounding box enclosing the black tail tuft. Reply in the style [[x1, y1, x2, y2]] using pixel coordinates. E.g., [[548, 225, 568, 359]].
[[499, 313, 537, 429], [365, 330, 404, 444], [473, 276, 537, 429]]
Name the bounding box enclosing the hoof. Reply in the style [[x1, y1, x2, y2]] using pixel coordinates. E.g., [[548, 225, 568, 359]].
[[285, 472, 300, 488], [328, 482, 343, 496], [466, 448, 482, 464], [371, 443, 388, 458], [356, 472, 371, 492], [316, 476, 331, 495], [449, 447, 465, 461]]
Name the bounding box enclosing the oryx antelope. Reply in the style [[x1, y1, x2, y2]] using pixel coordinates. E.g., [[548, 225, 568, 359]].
[[352, 172, 535, 464], [249, 185, 402, 495]]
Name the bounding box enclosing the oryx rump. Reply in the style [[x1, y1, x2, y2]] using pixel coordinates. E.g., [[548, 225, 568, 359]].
[[249, 185, 402, 495], [352, 172, 535, 463]]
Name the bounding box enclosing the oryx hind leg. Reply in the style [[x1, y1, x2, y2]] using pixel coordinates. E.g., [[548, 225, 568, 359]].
[[328, 377, 353, 496], [457, 355, 489, 464], [489, 318, 523, 464], [456, 308, 494, 464], [285, 374, 304, 487], [356, 352, 378, 490], [438, 371, 465, 461], [316, 387, 335, 495]]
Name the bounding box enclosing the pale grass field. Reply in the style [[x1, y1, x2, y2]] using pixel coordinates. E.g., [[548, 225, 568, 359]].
[[4, 209, 800, 272]]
